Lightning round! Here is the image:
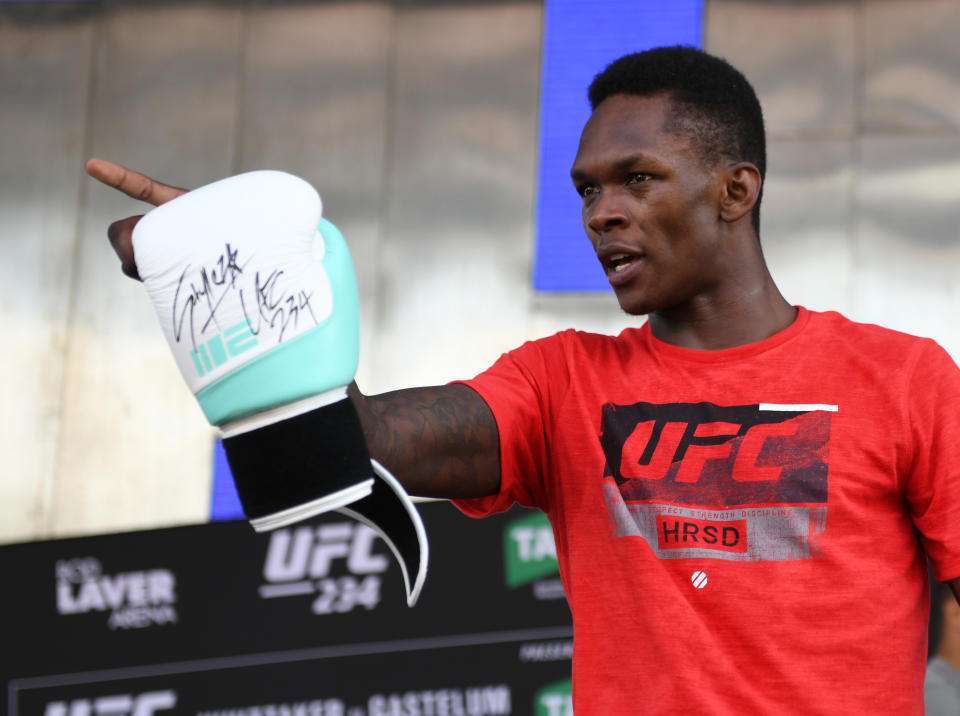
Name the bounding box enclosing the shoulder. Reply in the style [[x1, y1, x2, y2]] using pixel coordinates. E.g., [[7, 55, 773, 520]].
[[808, 309, 935, 350], [523, 325, 648, 351], [803, 311, 960, 420], [478, 327, 648, 396], [504, 327, 649, 368], [805, 309, 952, 370]]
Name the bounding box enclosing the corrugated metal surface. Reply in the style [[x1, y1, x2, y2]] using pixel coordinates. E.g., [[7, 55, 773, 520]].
[[0, 11, 96, 542]]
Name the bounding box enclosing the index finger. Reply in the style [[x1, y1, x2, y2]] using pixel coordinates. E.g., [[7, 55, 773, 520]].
[[85, 158, 189, 206]]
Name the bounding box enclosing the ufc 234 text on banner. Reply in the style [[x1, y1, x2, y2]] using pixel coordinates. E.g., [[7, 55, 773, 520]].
[[132, 171, 426, 606]]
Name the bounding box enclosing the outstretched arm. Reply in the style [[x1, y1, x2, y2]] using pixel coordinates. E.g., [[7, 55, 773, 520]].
[[350, 384, 500, 499], [86, 159, 503, 501]]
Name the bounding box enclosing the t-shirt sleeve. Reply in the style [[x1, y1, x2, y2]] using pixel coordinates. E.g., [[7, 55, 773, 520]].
[[905, 339, 960, 582], [450, 336, 564, 518]]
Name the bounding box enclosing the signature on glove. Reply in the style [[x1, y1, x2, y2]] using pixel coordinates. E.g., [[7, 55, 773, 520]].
[[172, 242, 319, 349]]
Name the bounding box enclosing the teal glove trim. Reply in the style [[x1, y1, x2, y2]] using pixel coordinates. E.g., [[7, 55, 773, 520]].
[[196, 218, 360, 426]]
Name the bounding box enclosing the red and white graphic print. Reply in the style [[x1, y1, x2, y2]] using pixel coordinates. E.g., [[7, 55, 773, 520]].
[[600, 401, 836, 562]]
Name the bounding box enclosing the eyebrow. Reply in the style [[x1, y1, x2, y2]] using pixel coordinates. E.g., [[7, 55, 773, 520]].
[[570, 152, 660, 182]]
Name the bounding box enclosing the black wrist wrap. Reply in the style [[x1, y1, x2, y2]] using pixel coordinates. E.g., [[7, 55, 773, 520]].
[[222, 398, 371, 520]]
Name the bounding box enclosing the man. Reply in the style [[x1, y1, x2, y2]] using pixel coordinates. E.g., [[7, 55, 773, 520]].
[[927, 580, 960, 714], [89, 47, 960, 714]]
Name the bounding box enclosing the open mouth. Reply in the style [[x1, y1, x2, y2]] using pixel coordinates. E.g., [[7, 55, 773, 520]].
[[599, 248, 645, 287], [605, 253, 638, 273]]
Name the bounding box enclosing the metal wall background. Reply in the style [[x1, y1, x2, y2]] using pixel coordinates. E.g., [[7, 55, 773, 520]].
[[1, 0, 958, 544]]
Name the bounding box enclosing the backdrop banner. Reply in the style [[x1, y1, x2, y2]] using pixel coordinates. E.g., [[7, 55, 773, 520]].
[[2, 502, 573, 716]]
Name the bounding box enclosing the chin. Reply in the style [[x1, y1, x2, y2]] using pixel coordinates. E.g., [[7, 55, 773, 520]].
[[614, 293, 653, 317]]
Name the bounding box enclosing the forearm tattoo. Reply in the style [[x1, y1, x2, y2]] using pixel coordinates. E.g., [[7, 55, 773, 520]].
[[349, 384, 501, 499]]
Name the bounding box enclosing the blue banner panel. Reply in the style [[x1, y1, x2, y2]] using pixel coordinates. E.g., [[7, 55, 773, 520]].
[[210, 438, 244, 521], [532, 0, 704, 292]]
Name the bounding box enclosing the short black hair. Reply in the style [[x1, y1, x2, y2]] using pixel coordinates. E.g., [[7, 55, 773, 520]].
[[588, 46, 766, 233]]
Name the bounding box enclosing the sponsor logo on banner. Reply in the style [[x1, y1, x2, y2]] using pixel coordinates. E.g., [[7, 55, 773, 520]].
[[503, 512, 565, 600], [44, 690, 176, 716], [55, 557, 178, 630], [197, 699, 344, 716], [367, 684, 512, 716], [534, 680, 573, 716], [518, 639, 574, 663], [195, 685, 511, 716], [601, 401, 836, 561], [260, 521, 388, 614]]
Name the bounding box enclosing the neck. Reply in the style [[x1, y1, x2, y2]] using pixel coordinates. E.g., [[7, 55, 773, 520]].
[[647, 273, 796, 351]]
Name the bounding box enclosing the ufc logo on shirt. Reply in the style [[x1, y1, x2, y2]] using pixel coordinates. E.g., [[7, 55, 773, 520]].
[[600, 401, 836, 562]]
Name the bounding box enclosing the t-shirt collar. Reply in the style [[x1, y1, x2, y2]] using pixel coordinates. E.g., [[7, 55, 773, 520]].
[[640, 306, 810, 363]]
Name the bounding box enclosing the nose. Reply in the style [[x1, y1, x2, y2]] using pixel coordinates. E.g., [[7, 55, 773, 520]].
[[585, 188, 629, 236]]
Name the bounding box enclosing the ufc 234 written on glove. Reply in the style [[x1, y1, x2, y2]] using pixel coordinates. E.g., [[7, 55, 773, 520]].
[[133, 171, 427, 606]]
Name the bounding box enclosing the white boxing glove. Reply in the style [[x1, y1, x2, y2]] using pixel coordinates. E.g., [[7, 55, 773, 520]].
[[133, 171, 427, 606]]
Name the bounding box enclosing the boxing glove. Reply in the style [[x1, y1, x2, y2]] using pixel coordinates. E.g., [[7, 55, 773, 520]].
[[132, 171, 427, 606]]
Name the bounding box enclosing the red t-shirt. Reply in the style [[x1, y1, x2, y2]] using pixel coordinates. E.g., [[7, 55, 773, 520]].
[[455, 307, 960, 715]]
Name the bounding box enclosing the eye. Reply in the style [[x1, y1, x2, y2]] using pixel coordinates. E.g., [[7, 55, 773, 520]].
[[627, 173, 652, 185], [577, 184, 599, 198]]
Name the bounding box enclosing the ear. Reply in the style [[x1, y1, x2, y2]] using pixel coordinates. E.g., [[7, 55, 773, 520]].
[[719, 162, 762, 224]]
